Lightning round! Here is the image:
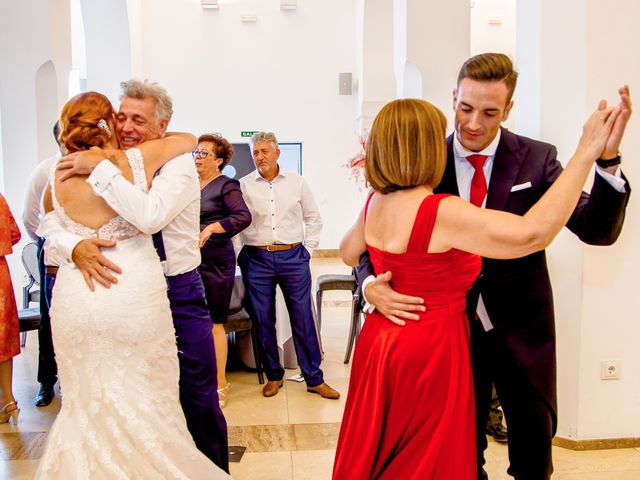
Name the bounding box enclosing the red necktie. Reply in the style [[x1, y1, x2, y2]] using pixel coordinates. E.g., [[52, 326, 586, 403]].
[[467, 154, 489, 207]]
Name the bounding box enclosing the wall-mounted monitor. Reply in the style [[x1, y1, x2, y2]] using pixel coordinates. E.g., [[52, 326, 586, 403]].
[[224, 142, 303, 180]]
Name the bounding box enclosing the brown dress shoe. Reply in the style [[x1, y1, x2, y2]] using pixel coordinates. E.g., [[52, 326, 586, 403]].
[[262, 379, 284, 397], [306, 382, 340, 399]]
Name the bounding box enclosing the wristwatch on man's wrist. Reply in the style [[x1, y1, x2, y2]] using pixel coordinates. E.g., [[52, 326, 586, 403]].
[[596, 152, 622, 168]]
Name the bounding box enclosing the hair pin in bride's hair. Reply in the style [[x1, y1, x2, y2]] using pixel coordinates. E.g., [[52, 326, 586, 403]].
[[97, 119, 112, 138]]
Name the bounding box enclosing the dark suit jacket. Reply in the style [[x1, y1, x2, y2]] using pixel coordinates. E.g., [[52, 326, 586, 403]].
[[357, 128, 631, 430]]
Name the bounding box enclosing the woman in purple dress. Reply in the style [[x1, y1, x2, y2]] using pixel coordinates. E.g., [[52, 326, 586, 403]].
[[195, 133, 251, 408]]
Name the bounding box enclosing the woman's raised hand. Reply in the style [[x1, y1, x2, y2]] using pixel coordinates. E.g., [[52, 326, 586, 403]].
[[576, 105, 620, 162], [600, 85, 632, 160]]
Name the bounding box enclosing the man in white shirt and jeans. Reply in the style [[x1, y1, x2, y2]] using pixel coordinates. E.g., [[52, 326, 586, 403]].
[[41, 79, 229, 472], [237, 131, 339, 400], [23, 122, 61, 408]]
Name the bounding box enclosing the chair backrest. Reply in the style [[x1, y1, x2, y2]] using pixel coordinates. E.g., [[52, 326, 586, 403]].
[[21, 242, 40, 308], [21, 242, 40, 286]]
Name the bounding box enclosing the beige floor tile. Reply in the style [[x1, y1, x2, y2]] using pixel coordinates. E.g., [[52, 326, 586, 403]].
[[319, 307, 356, 357], [0, 432, 48, 461], [0, 459, 39, 480], [552, 446, 640, 473], [482, 440, 512, 479], [4, 340, 60, 435], [286, 378, 348, 424], [291, 449, 335, 480], [229, 451, 293, 480], [292, 424, 340, 451], [313, 359, 351, 384], [0, 400, 60, 436], [310, 258, 351, 278], [223, 372, 290, 427], [229, 424, 297, 453], [555, 472, 640, 480], [481, 442, 640, 478]]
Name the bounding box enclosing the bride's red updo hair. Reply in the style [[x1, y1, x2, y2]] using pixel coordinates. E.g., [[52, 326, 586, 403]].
[[59, 91, 115, 153]]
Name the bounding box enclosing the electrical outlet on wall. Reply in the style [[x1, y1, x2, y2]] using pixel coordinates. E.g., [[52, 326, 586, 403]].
[[600, 360, 621, 380]]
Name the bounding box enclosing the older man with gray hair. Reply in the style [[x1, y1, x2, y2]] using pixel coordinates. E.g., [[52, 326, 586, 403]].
[[237, 131, 339, 399], [41, 79, 229, 472]]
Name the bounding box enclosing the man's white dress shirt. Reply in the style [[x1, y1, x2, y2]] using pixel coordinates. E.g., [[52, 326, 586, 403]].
[[41, 152, 201, 277], [23, 154, 59, 242], [237, 168, 322, 254]]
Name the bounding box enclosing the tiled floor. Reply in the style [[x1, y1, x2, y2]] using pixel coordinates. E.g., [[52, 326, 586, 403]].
[[1, 258, 640, 479]]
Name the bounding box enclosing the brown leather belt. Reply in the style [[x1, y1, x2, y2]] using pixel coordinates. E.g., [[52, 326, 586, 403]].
[[45, 266, 59, 275], [254, 243, 301, 252]]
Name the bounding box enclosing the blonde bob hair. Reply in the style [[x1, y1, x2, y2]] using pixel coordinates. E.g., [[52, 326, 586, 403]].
[[365, 98, 447, 194]]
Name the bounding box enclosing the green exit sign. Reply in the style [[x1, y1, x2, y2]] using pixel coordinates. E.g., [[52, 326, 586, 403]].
[[241, 131, 259, 138]]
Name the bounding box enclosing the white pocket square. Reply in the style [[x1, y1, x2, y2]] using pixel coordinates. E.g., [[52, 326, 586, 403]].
[[510, 182, 532, 192]]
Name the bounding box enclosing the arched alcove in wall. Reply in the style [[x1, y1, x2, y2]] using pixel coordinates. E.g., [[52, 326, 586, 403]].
[[35, 61, 59, 159]]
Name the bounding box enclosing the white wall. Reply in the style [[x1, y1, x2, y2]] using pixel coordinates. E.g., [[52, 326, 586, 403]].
[[576, 0, 640, 440], [471, 0, 516, 131], [81, 0, 132, 102], [126, 0, 363, 249], [0, 0, 71, 295], [517, 0, 640, 441], [470, 0, 516, 58], [405, 0, 469, 129]]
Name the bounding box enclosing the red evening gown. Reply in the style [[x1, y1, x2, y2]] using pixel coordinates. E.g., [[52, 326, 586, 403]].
[[333, 193, 481, 480]]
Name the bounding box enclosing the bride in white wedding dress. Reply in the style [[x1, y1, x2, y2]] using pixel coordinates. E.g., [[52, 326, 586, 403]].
[[34, 91, 231, 479]]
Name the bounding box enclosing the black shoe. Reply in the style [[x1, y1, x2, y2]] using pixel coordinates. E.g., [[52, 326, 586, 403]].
[[34, 383, 55, 407], [486, 422, 508, 443]]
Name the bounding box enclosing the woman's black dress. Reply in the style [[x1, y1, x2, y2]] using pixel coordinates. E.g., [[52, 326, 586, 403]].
[[199, 175, 251, 323]]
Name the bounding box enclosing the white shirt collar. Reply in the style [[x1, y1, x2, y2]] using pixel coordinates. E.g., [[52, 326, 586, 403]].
[[253, 166, 286, 182], [453, 128, 502, 159]]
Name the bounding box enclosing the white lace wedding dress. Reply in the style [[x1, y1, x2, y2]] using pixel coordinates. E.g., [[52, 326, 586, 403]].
[[34, 149, 231, 479]]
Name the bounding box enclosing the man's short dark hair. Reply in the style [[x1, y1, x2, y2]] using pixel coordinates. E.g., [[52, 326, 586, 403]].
[[457, 53, 518, 104], [53, 121, 61, 147]]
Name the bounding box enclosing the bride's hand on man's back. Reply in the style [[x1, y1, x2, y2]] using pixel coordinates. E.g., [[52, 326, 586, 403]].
[[57, 147, 109, 181]]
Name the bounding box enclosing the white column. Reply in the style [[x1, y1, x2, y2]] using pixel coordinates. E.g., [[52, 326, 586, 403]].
[[80, 0, 132, 103], [404, 0, 470, 129], [517, 0, 640, 441], [357, 0, 397, 134]]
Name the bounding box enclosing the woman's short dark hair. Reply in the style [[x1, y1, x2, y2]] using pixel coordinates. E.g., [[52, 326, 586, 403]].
[[197, 133, 235, 169]]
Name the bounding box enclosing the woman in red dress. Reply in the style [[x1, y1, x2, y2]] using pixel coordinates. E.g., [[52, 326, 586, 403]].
[[0, 193, 22, 424], [334, 98, 619, 479]]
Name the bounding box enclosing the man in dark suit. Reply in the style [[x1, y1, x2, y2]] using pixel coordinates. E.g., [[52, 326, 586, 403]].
[[357, 53, 631, 480]]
